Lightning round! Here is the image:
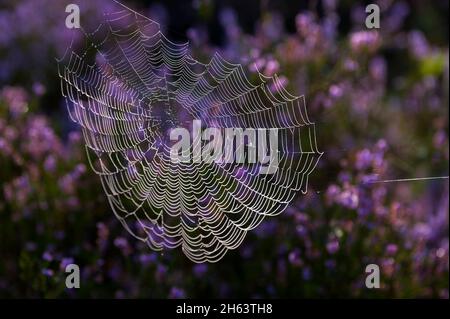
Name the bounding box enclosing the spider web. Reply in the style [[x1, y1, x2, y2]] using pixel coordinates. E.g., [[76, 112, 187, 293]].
[[57, 1, 323, 263]]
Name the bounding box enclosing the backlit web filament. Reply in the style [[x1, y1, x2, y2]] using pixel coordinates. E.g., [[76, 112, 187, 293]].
[[57, 1, 323, 263]]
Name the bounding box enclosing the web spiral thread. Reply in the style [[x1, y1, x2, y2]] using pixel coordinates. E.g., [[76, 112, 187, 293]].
[[57, 1, 323, 263]]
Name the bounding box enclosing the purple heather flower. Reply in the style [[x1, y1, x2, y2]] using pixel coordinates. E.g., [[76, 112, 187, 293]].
[[54, 230, 65, 240], [296, 225, 308, 237], [108, 264, 122, 281], [193, 263, 208, 277], [350, 4, 366, 25], [1, 190, 13, 210], [72, 164, 86, 178], [155, 264, 167, 281], [42, 251, 53, 262], [357, 196, 373, 217], [43, 155, 57, 172], [344, 58, 358, 71], [219, 8, 240, 42], [294, 212, 309, 223], [408, 31, 429, 59], [186, 27, 208, 46], [269, 75, 288, 93], [288, 249, 303, 267], [355, 149, 373, 170], [147, 3, 168, 33], [1, 86, 28, 116], [323, 13, 338, 41], [369, 57, 387, 82], [436, 248, 446, 259], [325, 259, 337, 270], [6, 175, 32, 206], [329, 84, 343, 98], [302, 267, 312, 281], [66, 196, 80, 209], [3, 126, 18, 142], [374, 187, 387, 205], [439, 290, 449, 299], [60, 257, 74, 270], [382, 258, 396, 277], [361, 174, 378, 184], [385, 1, 410, 33], [42, 269, 54, 277], [386, 244, 398, 256], [264, 59, 280, 76], [433, 130, 447, 149], [266, 285, 276, 296], [255, 220, 277, 238], [139, 253, 157, 266], [413, 223, 432, 240], [349, 31, 380, 52], [68, 131, 82, 144], [25, 242, 37, 251], [326, 184, 340, 201], [240, 244, 253, 259], [96, 259, 105, 268], [323, 0, 338, 12], [96, 223, 109, 249], [114, 237, 132, 256], [338, 188, 359, 209], [258, 13, 284, 42], [326, 239, 340, 255], [58, 174, 75, 194], [249, 57, 266, 73], [295, 13, 316, 36], [169, 287, 186, 299], [32, 82, 46, 96], [219, 8, 237, 27], [25, 117, 62, 158], [338, 172, 352, 183]]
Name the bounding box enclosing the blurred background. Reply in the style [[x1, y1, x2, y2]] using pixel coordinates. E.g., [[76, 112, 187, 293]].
[[0, 0, 448, 298]]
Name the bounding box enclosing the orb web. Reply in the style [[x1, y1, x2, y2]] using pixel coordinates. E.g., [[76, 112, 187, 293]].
[[57, 1, 323, 263]]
